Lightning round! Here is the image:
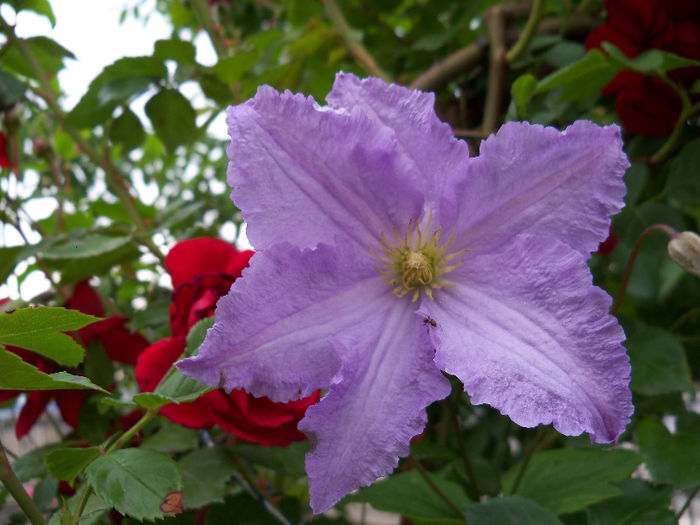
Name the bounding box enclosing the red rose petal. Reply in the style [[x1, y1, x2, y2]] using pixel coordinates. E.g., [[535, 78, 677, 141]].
[[166, 238, 241, 288], [16, 390, 51, 439], [56, 390, 85, 428], [135, 337, 187, 392]]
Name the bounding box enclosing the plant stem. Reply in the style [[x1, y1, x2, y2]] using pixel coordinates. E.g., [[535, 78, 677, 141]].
[[105, 408, 156, 454], [670, 307, 700, 332], [482, 5, 507, 134], [447, 392, 481, 499], [322, 0, 391, 82], [611, 224, 678, 315], [0, 441, 48, 525], [409, 455, 465, 520], [676, 485, 699, 519], [230, 455, 292, 525], [188, 0, 228, 58], [506, 0, 545, 63], [649, 72, 700, 164], [409, 13, 596, 92], [509, 426, 546, 495]]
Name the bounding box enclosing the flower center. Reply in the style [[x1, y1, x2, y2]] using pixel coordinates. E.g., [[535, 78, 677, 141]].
[[371, 215, 466, 302]]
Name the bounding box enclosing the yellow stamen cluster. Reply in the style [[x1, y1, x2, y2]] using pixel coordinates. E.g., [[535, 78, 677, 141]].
[[370, 215, 466, 302]]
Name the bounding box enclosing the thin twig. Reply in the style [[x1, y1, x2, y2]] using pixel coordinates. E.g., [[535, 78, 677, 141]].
[[409, 13, 597, 92], [482, 5, 507, 134], [509, 426, 546, 495], [611, 224, 678, 315], [322, 0, 390, 82], [188, 0, 228, 58], [670, 307, 700, 333], [447, 393, 481, 499], [506, 0, 545, 63], [409, 455, 465, 520], [676, 485, 700, 519]]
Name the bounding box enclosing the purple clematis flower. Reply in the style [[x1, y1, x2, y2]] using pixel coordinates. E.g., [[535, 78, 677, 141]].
[[178, 73, 633, 513]]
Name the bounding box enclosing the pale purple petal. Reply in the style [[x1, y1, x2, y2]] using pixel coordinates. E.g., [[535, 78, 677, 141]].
[[419, 234, 632, 443], [226, 86, 424, 251], [439, 121, 629, 257], [327, 73, 471, 198], [177, 242, 387, 402], [299, 298, 450, 513]]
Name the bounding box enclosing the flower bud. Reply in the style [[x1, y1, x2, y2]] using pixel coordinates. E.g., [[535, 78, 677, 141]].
[[668, 231, 700, 277]]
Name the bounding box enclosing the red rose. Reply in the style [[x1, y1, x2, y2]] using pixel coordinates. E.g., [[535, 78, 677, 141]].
[[135, 237, 319, 446], [166, 238, 253, 336], [586, 0, 700, 136], [0, 132, 10, 169], [596, 226, 619, 255], [66, 281, 150, 365], [0, 282, 149, 439], [136, 336, 318, 445]]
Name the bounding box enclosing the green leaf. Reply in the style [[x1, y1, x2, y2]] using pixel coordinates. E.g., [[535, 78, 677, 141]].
[[57, 243, 141, 284], [11, 443, 64, 482], [154, 368, 212, 404], [542, 41, 585, 69], [586, 479, 675, 525], [602, 42, 700, 73], [84, 448, 182, 521], [6, 0, 56, 26], [2, 36, 74, 77], [0, 348, 108, 392], [625, 326, 692, 395], [185, 317, 215, 357], [109, 107, 145, 151], [501, 448, 642, 515], [45, 447, 100, 483], [179, 446, 236, 509], [464, 496, 562, 525], [33, 476, 58, 512], [636, 417, 700, 489], [511, 74, 537, 118], [141, 420, 200, 453], [212, 52, 260, 84], [48, 483, 110, 525], [0, 245, 26, 283], [537, 49, 620, 101], [345, 469, 472, 523], [624, 163, 650, 206], [66, 56, 166, 128], [145, 89, 197, 152], [133, 392, 172, 409], [0, 70, 26, 106], [666, 137, 700, 206], [41, 234, 132, 260], [228, 441, 308, 477], [206, 493, 279, 525], [154, 39, 196, 64], [0, 307, 98, 366]]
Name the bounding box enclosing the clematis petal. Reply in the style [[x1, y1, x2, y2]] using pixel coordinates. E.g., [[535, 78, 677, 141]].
[[327, 73, 471, 198], [300, 298, 451, 513], [178, 242, 386, 402], [225, 85, 424, 250], [441, 121, 628, 257], [420, 234, 632, 443]]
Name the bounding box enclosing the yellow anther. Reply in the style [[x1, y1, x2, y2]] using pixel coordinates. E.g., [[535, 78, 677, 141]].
[[370, 213, 466, 302]]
